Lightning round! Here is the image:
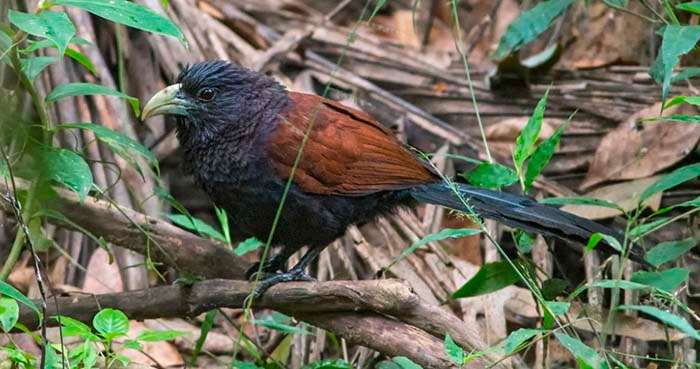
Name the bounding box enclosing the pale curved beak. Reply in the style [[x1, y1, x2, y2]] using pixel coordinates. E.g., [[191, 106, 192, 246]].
[[141, 84, 189, 120]]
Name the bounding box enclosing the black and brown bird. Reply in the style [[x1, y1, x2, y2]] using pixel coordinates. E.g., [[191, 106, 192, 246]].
[[141, 60, 641, 295]]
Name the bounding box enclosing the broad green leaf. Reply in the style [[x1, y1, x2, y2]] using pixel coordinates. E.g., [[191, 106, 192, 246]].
[[540, 196, 622, 211], [645, 237, 698, 267], [465, 162, 518, 189], [253, 312, 310, 335], [615, 305, 700, 340], [554, 332, 610, 369], [0, 280, 40, 317], [640, 163, 700, 201], [93, 308, 129, 340], [122, 339, 142, 350], [444, 334, 465, 365], [649, 25, 700, 102], [541, 278, 569, 300], [37, 147, 93, 202], [50, 0, 185, 45], [46, 83, 140, 116], [20, 56, 56, 80], [391, 357, 422, 369], [586, 232, 622, 253], [503, 328, 540, 354], [390, 228, 482, 269], [631, 268, 689, 293], [135, 329, 186, 342], [190, 310, 216, 366], [493, 0, 574, 60], [544, 300, 570, 316], [302, 359, 353, 369], [168, 214, 226, 242], [8, 10, 75, 56], [58, 123, 157, 172], [514, 230, 533, 253], [65, 48, 96, 75], [514, 89, 549, 170], [0, 297, 19, 332], [453, 260, 521, 298], [677, 1, 700, 15], [232, 361, 264, 369], [524, 121, 566, 190], [234, 237, 263, 256]]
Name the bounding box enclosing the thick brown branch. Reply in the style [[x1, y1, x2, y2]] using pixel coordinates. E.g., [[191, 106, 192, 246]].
[[0, 179, 249, 279], [18, 279, 504, 369]]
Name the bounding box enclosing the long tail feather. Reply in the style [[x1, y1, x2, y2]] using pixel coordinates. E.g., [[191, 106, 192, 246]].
[[410, 182, 647, 265]]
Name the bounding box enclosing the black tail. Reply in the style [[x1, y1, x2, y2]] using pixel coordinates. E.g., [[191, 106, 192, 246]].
[[410, 182, 647, 265]]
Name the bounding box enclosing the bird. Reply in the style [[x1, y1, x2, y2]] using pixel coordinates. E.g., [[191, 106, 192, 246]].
[[141, 60, 643, 296]]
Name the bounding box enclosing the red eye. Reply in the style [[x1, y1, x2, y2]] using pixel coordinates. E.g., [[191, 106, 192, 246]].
[[197, 88, 216, 101]]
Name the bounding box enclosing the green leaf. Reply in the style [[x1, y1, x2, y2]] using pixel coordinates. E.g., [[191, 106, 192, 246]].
[[644, 114, 700, 124], [0, 297, 19, 332], [541, 278, 569, 300], [232, 361, 264, 369], [524, 121, 566, 190], [640, 163, 700, 201], [234, 237, 263, 256], [676, 1, 700, 15], [569, 279, 652, 299], [0, 280, 40, 318], [664, 95, 700, 110], [514, 230, 533, 253], [65, 48, 96, 75], [645, 238, 698, 267], [540, 196, 623, 211], [92, 308, 129, 340], [122, 339, 142, 350], [8, 10, 75, 56], [190, 310, 216, 366], [50, 0, 185, 45], [554, 332, 610, 369], [649, 25, 700, 102], [465, 162, 518, 189], [36, 147, 93, 202], [58, 123, 157, 171], [544, 300, 570, 316], [135, 329, 186, 342], [631, 268, 689, 293], [302, 359, 353, 369], [514, 89, 549, 170], [671, 67, 700, 83], [586, 232, 622, 253], [390, 228, 482, 269], [503, 328, 540, 354], [55, 315, 99, 340], [391, 357, 422, 369], [254, 312, 310, 335], [453, 260, 521, 298], [493, 0, 574, 60], [46, 83, 140, 116], [615, 304, 700, 340], [629, 217, 670, 239], [604, 0, 628, 7], [168, 214, 226, 242], [444, 334, 465, 365], [20, 56, 56, 80]]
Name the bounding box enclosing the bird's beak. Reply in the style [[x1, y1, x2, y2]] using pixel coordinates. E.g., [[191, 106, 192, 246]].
[[141, 84, 188, 120]]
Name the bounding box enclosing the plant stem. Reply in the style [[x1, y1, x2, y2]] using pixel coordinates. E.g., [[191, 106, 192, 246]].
[[0, 183, 36, 280]]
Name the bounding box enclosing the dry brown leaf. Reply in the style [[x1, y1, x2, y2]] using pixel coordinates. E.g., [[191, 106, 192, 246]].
[[486, 117, 556, 158], [83, 248, 124, 294], [561, 176, 662, 219], [560, 2, 649, 69], [365, 10, 453, 51], [581, 103, 700, 189]]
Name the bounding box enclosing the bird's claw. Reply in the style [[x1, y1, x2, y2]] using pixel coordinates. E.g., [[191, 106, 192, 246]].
[[251, 268, 316, 298]]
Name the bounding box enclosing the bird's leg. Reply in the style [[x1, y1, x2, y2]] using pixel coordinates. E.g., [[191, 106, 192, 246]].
[[252, 247, 322, 298], [245, 247, 294, 280]]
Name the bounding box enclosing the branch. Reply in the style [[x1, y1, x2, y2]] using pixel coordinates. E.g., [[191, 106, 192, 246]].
[[0, 179, 249, 279], [18, 279, 505, 369]]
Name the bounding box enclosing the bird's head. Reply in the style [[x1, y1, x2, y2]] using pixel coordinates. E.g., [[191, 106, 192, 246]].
[[141, 60, 288, 143]]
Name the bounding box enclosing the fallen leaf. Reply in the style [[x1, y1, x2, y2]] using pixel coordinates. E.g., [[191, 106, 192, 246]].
[[83, 248, 123, 294], [119, 321, 184, 367], [581, 102, 700, 189], [561, 177, 662, 219]]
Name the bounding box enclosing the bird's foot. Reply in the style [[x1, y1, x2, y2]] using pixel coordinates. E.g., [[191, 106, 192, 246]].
[[251, 268, 315, 298], [245, 261, 286, 281]]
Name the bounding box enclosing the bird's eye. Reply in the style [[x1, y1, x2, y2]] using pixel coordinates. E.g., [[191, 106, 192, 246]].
[[197, 87, 216, 101]]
